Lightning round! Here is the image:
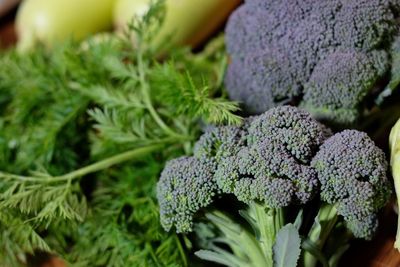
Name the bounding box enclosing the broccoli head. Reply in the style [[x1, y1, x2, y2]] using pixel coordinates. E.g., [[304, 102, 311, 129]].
[[312, 130, 391, 239], [157, 107, 390, 241], [156, 156, 217, 233], [225, 0, 400, 124]]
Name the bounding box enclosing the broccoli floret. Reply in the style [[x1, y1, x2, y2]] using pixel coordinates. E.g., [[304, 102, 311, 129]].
[[225, 0, 400, 124], [334, 0, 397, 50], [224, 57, 278, 114], [312, 130, 391, 239], [212, 147, 250, 195], [215, 106, 324, 207], [158, 109, 390, 239], [247, 105, 330, 162], [301, 50, 389, 124], [159, 106, 329, 232], [246, 140, 318, 205], [346, 214, 379, 241], [213, 144, 300, 208], [193, 125, 246, 162], [156, 156, 217, 233]]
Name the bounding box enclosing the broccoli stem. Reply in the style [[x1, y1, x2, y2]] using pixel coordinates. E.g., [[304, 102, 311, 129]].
[[200, 204, 285, 267], [202, 211, 268, 267], [249, 202, 284, 266], [303, 204, 338, 267]]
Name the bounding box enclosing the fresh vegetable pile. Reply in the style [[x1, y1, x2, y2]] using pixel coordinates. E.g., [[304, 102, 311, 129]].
[[1, 0, 400, 267]]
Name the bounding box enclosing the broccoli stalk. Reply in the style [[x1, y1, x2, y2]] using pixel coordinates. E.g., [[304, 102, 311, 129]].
[[390, 118, 400, 250], [157, 106, 391, 266], [303, 204, 339, 267], [246, 204, 284, 263], [196, 203, 284, 267]]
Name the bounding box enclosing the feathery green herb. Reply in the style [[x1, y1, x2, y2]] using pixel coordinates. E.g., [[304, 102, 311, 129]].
[[0, 2, 240, 266]]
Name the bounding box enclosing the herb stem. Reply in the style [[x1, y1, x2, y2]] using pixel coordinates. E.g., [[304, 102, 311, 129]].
[[136, 45, 182, 139], [0, 143, 163, 183], [176, 235, 188, 267], [57, 143, 162, 181]]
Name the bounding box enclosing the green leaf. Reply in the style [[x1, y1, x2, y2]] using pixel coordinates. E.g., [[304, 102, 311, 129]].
[[195, 250, 242, 267], [273, 223, 301, 267], [150, 62, 242, 125], [293, 210, 303, 231], [238, 209, 260, 239], [0, 209, 51, 267], [301, 239, 329, 267], [328, 244, 350, 267], [310, 211, 322, 241]]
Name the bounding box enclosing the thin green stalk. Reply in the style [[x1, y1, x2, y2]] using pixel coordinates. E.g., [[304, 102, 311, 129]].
[[239, 228, 269, 267], [136, 43, 183, 139], [146, 242, 162, 267], [303, 204, 338, 267], [175, 235, 188, 267], [319, 208, 338, 245], [275, 208, 284, 234], [0, 143, 163, 183]]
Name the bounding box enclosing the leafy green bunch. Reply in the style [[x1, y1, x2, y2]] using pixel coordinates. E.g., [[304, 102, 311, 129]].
[[0, 2, 240, 266]]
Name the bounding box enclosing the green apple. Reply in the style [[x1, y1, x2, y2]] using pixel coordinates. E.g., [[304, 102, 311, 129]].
[[16, 0, 116, 51], [114, 0, 240, 48]]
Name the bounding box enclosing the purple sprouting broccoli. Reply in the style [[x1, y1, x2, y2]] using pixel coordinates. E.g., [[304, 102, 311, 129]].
[[225, 0, 400, 124], [302, 129, 392, 267], [157, 106, 391, 267], [311, 130, 391, 239], [302, 50, 388, 123], [156, 156, 217, 233]]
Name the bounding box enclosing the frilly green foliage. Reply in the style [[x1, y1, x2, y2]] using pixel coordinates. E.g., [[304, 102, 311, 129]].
[[0, 2, 240, 266]]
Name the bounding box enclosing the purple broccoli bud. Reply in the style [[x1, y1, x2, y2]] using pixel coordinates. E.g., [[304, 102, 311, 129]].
[[312, 130, 391, 239]]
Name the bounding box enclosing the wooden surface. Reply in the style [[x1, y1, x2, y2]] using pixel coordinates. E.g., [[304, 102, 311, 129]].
[[2, 5, 400, 267], [0, 3, 17, 49], [0, 20, 16, 48], [0, 0, 19, 18], [341, 203, 400, 267]]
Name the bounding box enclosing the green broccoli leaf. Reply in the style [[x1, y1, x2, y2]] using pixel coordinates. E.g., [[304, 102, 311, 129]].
[[272, 223, 301, 267]]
